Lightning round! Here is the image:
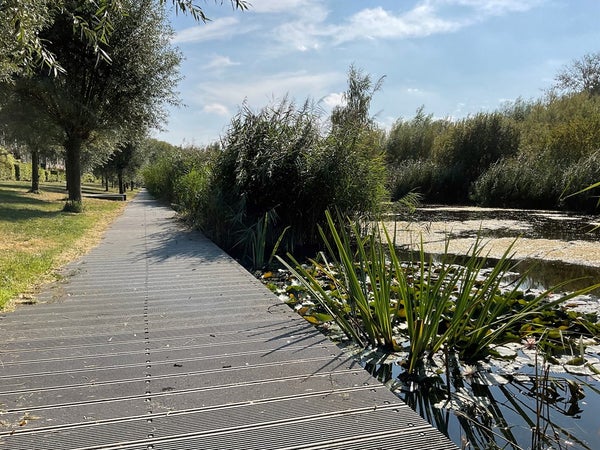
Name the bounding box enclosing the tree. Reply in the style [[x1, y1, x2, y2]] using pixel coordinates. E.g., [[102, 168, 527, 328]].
[[0, 0, 249, 79], [102, 141, 145, 194], [551, 52, 600, 97], [9, 0, 181, 210], [0, 85, 62, 192]]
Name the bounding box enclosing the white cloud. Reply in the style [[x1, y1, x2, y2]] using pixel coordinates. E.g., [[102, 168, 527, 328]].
[[203, 103, 231, 116], [194, 71, 343, 110], [336, 5, 461, 43], [204, 55, 240, 70], [261, 1, 332, 53], [444, 0, 543, 15], [248, 0, 316, 14], [321, 92, 344, 109], [266, 0, 544, 50], [172, 17, 242, 43]]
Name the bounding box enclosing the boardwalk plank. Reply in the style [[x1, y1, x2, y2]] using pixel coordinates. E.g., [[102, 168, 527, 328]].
[[0, 191, 457, 449]]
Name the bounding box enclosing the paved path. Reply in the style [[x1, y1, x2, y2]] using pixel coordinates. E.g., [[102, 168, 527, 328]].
[[0, 191, 457, 449]]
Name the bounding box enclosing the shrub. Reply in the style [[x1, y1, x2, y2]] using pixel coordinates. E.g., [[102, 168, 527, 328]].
[[388, 159, 437, 202], [209, 98, 326, 257], [561, 150, 600, 211], [0, 149, 16, 180], [15, 162, 32, 181], [431, 112, 520, 202], [471, 155, 563, 209], [386, 106, 448, 165]]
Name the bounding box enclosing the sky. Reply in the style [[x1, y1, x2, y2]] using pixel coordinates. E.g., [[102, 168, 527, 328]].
[[154, 0, 600, 146]]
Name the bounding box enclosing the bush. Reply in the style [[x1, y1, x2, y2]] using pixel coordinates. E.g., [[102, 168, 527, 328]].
[[0, 149, 16, 180], [561, 150, 600, 211], [388, 159, 437, 201], [386, 106, 448, 165], [431, 112, 520, 202], [209, 98, 327, 256], [143, 68, 390, 267], [15, 162, 32, 181], [471, 155, 563, 209], [173, 167, 211, 221]]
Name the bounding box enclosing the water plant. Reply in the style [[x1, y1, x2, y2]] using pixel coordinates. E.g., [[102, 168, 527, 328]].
[[279, 210, 600, 375]]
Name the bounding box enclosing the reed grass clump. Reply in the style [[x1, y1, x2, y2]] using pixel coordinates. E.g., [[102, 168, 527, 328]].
[[279, 211, 599, 374]]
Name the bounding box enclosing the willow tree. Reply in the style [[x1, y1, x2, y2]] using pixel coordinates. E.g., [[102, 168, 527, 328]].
[[10, 0, 181, 210], [0, 0, 248, 79]]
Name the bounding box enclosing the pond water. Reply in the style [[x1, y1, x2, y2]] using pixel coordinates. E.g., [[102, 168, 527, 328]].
[[387, 206, 600, 291]]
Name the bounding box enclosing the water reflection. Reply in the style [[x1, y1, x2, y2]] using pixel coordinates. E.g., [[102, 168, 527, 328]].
[[408, 207, 599, 242], [362, 355, 598, 450], [395, 206, 600, 295]]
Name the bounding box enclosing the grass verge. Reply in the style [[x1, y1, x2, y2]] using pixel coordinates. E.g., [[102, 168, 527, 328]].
[[0, 181, 131, 310]]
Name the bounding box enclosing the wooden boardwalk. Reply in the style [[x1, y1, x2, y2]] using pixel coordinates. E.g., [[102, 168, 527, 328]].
[[0, 191, 457, 450]]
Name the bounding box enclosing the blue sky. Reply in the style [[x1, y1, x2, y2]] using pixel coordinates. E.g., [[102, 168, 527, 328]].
[[155, 0, 600, 146]]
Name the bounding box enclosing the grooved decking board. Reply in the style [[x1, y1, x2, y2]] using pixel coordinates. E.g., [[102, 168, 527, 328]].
[[0, 191, 458, 450]]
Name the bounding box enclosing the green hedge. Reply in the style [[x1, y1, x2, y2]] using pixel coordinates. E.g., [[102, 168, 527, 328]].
[[0, 151, 16, 180]]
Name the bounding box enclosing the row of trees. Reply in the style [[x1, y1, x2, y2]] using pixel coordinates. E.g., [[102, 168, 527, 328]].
[[0, 0, 246, 209]]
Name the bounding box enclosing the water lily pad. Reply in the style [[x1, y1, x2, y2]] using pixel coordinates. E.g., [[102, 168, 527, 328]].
[[564, 364, 594, 376], [493, 344, 519, 358], [473, 371, 509, 386]]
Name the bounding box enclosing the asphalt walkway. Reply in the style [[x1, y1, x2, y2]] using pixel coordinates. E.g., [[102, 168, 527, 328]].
[[0, 191, 457, 449]]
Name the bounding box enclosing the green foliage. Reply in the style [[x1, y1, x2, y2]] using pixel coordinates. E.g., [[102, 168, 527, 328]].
[[386, 85, 600, 211], [386, 106, 447, 165], [0, 149, 16, 180], [280, 211, 401, 350], [388, 159, 440, 202], [470, 156, 562, 209], [15, 162, 33, 181], [519, 93, 600, 165], [472, 94, 600, 210], [431, 112, 520, 201], [561, 150, 600, 211], [1, 0, 248, 79], [212, 98, 324, 250], [143, 66, 389, 268], [324, 65, 388, 216], [6, 0, 182, 205]]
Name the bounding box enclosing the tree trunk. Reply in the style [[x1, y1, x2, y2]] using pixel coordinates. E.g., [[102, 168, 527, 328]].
[[64, 134, 83, 210], [30, 149, 40, 193], [118, 169, 124, 194], [105, 169, 109, 191]]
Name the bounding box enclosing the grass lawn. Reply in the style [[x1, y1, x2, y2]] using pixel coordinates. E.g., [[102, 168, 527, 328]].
[[0, 181, 133, 310]]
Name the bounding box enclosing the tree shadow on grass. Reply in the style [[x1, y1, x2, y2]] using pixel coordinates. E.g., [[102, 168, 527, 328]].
[[0, 187, 65, 222], [0, 205, 64, 222]]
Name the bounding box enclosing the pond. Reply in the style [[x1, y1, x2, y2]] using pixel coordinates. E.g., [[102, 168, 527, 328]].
[[385, 206, 600, 449], [264, 206, 600, 449], [386, 205, 600, 292]]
